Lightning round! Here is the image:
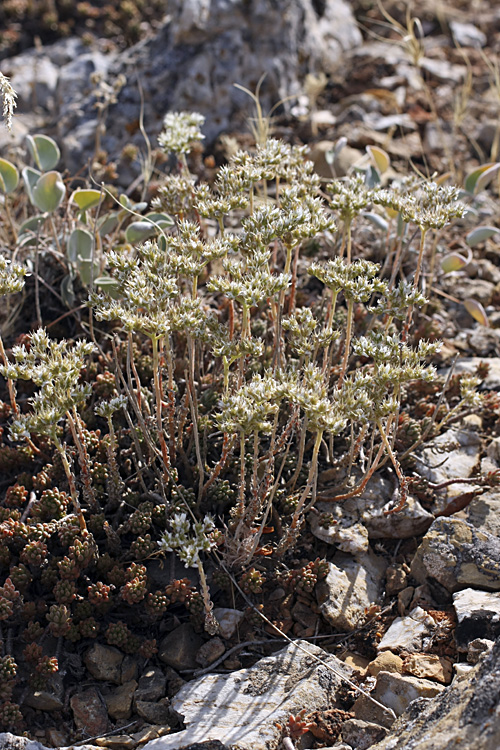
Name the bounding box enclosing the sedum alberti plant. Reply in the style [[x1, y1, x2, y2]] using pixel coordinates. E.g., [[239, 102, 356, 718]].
[[0, 108, 486, 730]]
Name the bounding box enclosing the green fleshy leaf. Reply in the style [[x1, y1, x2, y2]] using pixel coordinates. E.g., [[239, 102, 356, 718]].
[[61, 273, 76, 308], [0, 158, 19, 194], [67, 228, 93, 265], [464, 163, 500, 194], [363, 212, 389, 232], [26, 134, 60, 171], [125, 221, 158, 243], [22, 166, 41, 204], [31, 171, 66, 213], [466, 226, 500, 247], [98, 212, 119, 236], [71, 189, 102, 211]]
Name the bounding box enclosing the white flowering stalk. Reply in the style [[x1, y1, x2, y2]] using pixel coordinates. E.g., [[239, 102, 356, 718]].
[[158, 513, 219, 634], [0, 72, 17, 131], [158, 111, 205, 176]]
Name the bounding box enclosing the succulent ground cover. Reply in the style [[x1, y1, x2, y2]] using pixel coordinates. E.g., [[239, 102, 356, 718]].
[[0, 1, 499, 747]]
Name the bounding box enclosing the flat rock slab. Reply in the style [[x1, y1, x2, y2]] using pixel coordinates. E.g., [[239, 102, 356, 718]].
[[368, 636, 500, 750], [140, 641, 352, 750], [414, 428, 482, 503], [453, 588, 500, 650], [317, 551, 387, 631], [465, 489, 500, 538], [372, 671, 444, 717], [410, 517, 500, 593], [0, 736, 99, 750], [377, 607, 436, 654]]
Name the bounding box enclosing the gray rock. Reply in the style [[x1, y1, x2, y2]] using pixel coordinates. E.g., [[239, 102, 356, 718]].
[[135, 667, 167, 702], [449, 20, 487, 48], [453, 588, 500, 651], [467, 638, 495, 665], [371, 671, 444, 717], [141, 641, 352, 749], [22, 674, 64, 711], [135, 698, 172, 725], [317, 475, 433, 541], [0, 735, 99, 750], [377, 607, 437, 654], [121, 654, 139, 683], [414, 428, 482, 508], [466, 489, 500, 537], [341, 719, 387, 750], [411, 517, 500, 593], [2, 51, 59, 112], [212, 608, 244, 639], [84, 643, 124, 684], [351, 693, 396, 730], [196, 638, 226, 667], [309, 504, 369, 554], [159, 623, 205, 670], [105, 680, 137, 720], [366, 637, 500, 749], [317, 551, 387, 631]]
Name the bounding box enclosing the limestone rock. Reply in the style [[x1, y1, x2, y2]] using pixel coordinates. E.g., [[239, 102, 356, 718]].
[[141, 641, 352, 750], [377, 607, 437, 654], [351, 694, 396, 730], [467, 638, 495, 665], [309, 504, 369, 554], [341, 651, 370, 677], [159, 623, 205, 670], [341, 719, 387, 750], [410, 517, 500, 593], [212, 608, 244, 639], [368, 652, 404, 677], [367, 637, 500, 750], [84, 643, 124, 684], [453, 588, 500, 650], [0, 734, 99, 750], [317, 475, 433, 541], [385, 564, 408, 595], [465, 489, 500, 538], [402, 654, 453, 684], [414, 428, 482, 505], [371, 671, 444, 717], [2, 51, 59, 112], [317, 551, 387, 631]]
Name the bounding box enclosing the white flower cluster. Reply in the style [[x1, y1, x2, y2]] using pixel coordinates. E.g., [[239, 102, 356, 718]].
[[158, 112, 205, 155], [158, 513, 216, 568], [0, 255, 27, 296]]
